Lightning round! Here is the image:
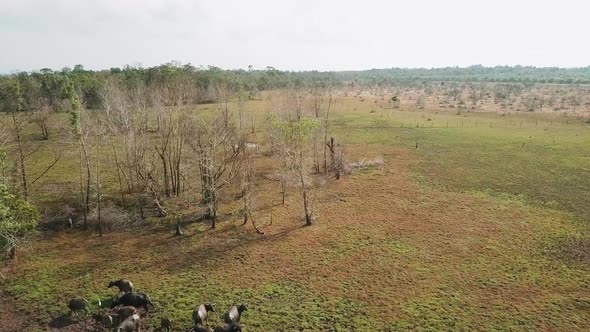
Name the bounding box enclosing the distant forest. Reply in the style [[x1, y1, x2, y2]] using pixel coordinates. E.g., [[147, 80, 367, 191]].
[[2, 64, 590, 111]]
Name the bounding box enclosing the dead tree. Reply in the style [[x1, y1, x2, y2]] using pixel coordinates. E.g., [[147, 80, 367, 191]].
[[187, 112, 241, 229], [237, 98, 263, 234], [322, 93, 332, 173]]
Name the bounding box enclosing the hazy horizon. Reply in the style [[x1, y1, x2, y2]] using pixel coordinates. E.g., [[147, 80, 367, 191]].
[[4, 63, 590, 75], [2, 0, 589, 73]]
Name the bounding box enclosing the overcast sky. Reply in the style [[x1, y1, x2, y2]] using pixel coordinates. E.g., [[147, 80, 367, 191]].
[[1, 0, 588, 72]]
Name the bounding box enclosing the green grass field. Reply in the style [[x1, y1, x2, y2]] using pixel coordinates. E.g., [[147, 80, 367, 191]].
[[1, 95, 589, 331]]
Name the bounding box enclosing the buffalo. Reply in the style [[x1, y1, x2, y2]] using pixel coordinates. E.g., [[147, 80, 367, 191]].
[[111, 292, 154, 312], [223, 304, 247, 324], [192, 303, 215, 326], [67, 298, 89, 318], [108, 279, 134, 293]]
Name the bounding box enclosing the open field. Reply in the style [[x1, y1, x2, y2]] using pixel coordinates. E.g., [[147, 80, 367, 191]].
[[1, 93, 589, 331]]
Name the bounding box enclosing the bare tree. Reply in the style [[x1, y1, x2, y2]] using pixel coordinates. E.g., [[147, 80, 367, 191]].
[[94, 115, 108, 236], [268, 102, 320, 226], [322, 93, 333, 174], [415, 95, 426, 110], [102, 78, 153, 217], [30, 104, 52, 140], [6, 81, 61, 201], [187, 110, 241, 229], [77, 110, 92, 228], [10, 103, 29, 201], [326, 137, 346, 179], [236, 96, 264, 234], [568, 94, 581, 112]]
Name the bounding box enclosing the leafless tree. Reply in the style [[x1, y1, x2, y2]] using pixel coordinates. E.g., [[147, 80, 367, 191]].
[[187, 110, 242, 229], [94, 118, 104, 236], [6, 85, 61, 202], [30, 104, 52, 140], [415, 95, 426, 110], [322, 93, 333, 174], [10, 107, 29, 201], [236, 96, 264, 234], [154, 110, 185, 198], [268, 91, 321, 226], [76, 109, 93, 228], [102, 79, 154, 217]]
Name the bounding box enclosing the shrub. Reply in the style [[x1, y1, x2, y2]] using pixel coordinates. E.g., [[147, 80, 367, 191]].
[[87, 206, 142, 233], [0, 183, 38, 259]]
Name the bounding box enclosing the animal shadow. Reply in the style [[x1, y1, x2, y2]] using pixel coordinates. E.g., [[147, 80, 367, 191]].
[[48, 314, 76, 328]]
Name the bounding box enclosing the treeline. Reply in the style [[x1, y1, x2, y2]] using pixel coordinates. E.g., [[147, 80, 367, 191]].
[[2, 64, 590, 115], [334, 65, 590, 85]]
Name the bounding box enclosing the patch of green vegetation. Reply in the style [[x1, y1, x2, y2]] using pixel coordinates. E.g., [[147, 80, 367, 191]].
[[125, 278, 372, 329], [408, 126, 590, 223], [393, 293, 475, 330], [335, 110, 590, 223]]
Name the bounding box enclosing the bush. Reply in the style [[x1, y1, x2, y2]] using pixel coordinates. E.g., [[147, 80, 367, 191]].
[[0, 183, 38, 259], [87, 206, 142, 233]]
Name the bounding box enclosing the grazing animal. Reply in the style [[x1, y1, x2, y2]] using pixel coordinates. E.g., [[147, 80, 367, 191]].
[[117, 313, 140, 332], [192, 303, 215, 326], [108, 279, 134, 293], [114, 305, 137, 320], [67, 298, 89, 317], [223, 304, 247, 324], [191, 326, 213, 332], [160, 317, 173, 331], [109, 313, 121, 325], [94, 312, 113, 327], [100, 314, 113, 327], [111, 292, 154, 312], [214, 323, 242, 332]]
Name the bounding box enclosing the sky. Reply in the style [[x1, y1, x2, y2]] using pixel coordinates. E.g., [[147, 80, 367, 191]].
[[1, 0, 589, 72]]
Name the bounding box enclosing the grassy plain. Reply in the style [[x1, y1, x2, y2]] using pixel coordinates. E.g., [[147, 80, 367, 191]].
[[1, 93, 589, 331]]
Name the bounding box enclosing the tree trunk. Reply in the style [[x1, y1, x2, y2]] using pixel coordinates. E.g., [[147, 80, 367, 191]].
[[210, 201, 217, 229], [96, 143, 102, 237], [160, 153, 170, 197], [139, 202, 145, 220], [327, 137, 335, 172], [323, 94, 332, 173], [175, 220, 184, 236], [111, 143, 126, 206], [242, 211, 248, 225], [79, 144, 87, 227], [299, 159, 312, 226], [175, 153, 182, 195], [12, 112, 28, 201], [80, 140, 91, 229], [280, 177, 286, 205], [303, 189, 312, 226], [39, 121, 49, 140], [8, 246, 16, 260]]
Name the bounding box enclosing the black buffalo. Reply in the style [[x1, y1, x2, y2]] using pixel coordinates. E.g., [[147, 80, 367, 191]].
[[111, 292, 154, 312]]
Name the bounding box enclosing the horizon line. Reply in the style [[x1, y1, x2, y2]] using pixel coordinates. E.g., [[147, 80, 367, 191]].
[[2, 63, 590, 75]]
